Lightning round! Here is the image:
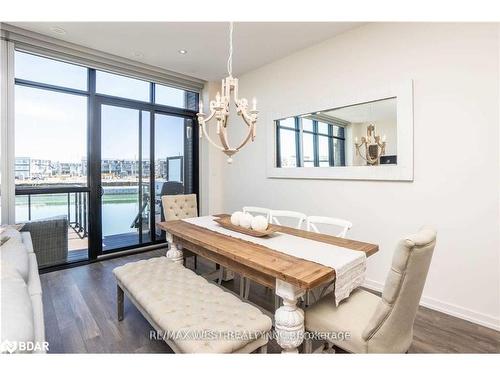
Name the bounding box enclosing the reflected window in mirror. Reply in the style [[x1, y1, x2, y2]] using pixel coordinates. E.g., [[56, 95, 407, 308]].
[[276, 117, 299, 167], [275, 117, 346, 168], [275, 97, 397, 168]]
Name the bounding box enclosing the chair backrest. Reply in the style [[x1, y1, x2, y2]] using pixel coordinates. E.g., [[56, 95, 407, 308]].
[[159, 182, 185, 221], [306, 216, 353, 238], [362, 226, 437, 353], [242, 206, 271, 221], [269, 210, 306, 229], [160, 181, 184, 196], [161, 194, 198, 221]]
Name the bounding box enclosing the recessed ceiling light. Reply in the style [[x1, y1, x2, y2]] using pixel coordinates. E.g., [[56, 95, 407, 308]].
[[178, 49, 188, 55], [49, 26, 66, 35]]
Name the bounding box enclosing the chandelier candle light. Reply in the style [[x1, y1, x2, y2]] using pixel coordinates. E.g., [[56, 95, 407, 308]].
[[197, 22, 259, 164]]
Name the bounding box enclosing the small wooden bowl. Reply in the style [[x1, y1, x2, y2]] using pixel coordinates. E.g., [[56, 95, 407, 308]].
[[213, 216, 278, 237]]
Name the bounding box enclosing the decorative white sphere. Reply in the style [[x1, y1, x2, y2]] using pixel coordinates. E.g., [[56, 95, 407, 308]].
[[239, 213, 253, 229], [230, 211, 243, 226], [251, 215, 269, 232]]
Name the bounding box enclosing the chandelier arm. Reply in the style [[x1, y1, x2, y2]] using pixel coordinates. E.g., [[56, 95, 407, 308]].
[[235, 124, 256, 151], [198, 108, 217, 124], [356, 144, 380, 165], [240, 112, 257, 140], [218, 125, 232, 150], [236, 106, 254, 127], [201, 122, 226, 151]]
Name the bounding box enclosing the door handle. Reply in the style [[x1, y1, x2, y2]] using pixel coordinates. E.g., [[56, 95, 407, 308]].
[[99, 186, 104, 197]]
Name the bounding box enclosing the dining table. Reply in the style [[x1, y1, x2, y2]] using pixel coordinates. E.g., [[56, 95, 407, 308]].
[[157, 214, 378, 353]]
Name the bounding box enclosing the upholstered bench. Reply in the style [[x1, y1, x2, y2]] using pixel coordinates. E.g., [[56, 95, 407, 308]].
[[113, 257, 272, 353]]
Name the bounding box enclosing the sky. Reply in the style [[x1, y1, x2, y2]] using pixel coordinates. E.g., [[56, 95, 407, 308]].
[[15, 51, 187, 163]]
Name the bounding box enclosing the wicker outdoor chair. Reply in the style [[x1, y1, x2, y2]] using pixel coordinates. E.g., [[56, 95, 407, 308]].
[[21, 216, 69, 268]]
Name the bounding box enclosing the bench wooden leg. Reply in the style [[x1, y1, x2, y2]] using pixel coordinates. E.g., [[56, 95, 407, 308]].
[[239, 276, 245, 297], [258, 344, 267, 354], [244, 278, 251, 299], [218, 267, 224, 285], [117, 285, 124, 321]]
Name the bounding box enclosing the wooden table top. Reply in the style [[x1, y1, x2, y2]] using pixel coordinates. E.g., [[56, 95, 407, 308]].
[[157, 214, 378, 290]]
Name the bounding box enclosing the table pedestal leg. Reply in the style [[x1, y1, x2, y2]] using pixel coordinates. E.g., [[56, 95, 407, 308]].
[[166, 233, 183, 264], [275, 280, 305, 353]]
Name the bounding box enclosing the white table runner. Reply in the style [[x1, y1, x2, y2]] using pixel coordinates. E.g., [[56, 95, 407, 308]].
[[182, 216, 366, 305]]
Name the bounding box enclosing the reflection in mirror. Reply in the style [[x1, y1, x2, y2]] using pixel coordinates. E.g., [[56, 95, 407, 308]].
[[275, 97, 397, 168]]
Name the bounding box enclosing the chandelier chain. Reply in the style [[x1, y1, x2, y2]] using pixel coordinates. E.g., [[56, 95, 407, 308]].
[[198, 21, 258, 164], [227, 21, 233, 76]]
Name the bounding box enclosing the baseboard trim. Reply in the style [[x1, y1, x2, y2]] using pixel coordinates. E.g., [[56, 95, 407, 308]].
[[362, 278, 500, 332]]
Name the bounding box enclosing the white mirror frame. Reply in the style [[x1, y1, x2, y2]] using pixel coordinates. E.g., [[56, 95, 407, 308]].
[[266, 80, 414, 181]]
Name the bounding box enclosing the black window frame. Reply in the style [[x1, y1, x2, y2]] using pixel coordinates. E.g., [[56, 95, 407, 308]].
[[276, 116, 346, 168], [275, 117, 301, 168], [13, 50, 200, 269]]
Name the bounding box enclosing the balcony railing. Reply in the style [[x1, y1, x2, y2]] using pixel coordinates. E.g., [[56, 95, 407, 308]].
[[15, 186, 90, 242]]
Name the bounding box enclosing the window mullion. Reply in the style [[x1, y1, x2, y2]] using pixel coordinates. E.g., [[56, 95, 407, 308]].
[[312, 121, 319, 167], [296, 117, 303, 167], [276, 123, 282, 168], [328, 124, 334, 166]]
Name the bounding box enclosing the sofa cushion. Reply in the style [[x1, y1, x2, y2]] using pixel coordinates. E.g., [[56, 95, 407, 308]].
[[30, 292, 46, 352], [0, 262, 35, 353], [20, 232, 35, 254], [0, 227, 22, 242], [0, 237, 30, 283], [27, 252, 42, 296]]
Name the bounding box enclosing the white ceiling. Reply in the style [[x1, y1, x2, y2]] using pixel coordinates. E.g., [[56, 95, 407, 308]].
[[9, 22, 362, 81], [323, 98, 397, 123]]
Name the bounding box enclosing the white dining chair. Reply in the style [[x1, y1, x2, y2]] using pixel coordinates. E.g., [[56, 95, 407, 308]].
[[306, 216, 353, 238], [305, 215, 353, 306], [218, 206, 272, 297], [269, 210, 307, 229], [242, 206, 271, 221], [238, 209, 306, 309]]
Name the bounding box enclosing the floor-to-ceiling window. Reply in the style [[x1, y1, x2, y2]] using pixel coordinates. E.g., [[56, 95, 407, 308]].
[[14, 51, 91, 264], [14, 50, 199, 268]]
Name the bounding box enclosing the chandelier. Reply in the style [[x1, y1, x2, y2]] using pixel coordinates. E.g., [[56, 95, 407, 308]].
[[197, 22, 259, 164], [354, 124, 387, 165]]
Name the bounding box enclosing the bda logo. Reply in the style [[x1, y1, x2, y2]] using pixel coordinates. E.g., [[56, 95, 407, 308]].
[[1, 340, 18, 354]]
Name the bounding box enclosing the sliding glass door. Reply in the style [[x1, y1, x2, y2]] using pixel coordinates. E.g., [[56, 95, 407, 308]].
[[153, 113, 194, 238], [99, 105, 149, 252], [94, 99, 197, 255]]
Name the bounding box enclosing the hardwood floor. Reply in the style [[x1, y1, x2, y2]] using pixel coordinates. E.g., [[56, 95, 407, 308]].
[[40, 249, 500, 354]]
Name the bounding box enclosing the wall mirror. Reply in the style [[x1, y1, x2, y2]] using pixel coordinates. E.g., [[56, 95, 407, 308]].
[[267, 81, 413, 181]]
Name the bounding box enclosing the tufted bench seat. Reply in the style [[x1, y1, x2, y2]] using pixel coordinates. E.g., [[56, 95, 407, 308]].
[[113, 257, 272, 353]]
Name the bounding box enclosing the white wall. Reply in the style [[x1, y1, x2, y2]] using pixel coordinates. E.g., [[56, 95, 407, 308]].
[[199, 81, 226, 216], [210, 23, 500, 329]]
